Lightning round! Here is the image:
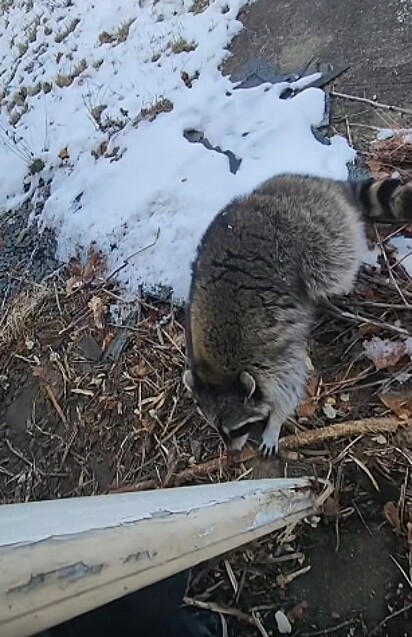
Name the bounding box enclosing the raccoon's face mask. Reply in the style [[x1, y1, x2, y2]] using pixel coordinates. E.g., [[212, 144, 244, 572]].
[[183, 369, 270, 448]]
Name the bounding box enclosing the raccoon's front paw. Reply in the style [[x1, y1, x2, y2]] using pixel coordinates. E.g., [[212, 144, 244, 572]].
[[259, 429, 280, 458]]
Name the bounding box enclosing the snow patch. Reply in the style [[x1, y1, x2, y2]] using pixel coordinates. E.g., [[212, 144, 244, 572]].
[[0, 0, 355, 300], [390, 236, 412, 277]]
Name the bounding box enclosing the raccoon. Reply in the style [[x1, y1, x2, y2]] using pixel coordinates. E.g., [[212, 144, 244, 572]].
[[183, 175, 412, 457]]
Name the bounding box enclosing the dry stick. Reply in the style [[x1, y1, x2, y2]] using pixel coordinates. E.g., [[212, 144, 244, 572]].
[[322, 302, 411, 337], [301, 618, 358, 637], [330, 91, 412, 118], [368, 602, 412, 637], [106, 228, 160, 282], [280, 416, 403, 450], [110, 417, 405, 493], [44, 384, 69, 429], [183, 597, 259, 630]]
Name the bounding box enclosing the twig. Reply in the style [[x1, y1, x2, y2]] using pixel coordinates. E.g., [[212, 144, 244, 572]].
[[350, 454, 380, 491], [276, 564, 311, 587], [301, 618, 358, 636], [110, 478, 158, 493], [44, 384, 69, 429], [106, 229, 160, 282], [172, 449, 256, 486], [368, 602, 412, 636], [390, 554, 412, 589], [349, 300, 412, 311], [183, 596, 266, 635], [322, 301, 411, 337], [330, 91, 412, 117], [5, 439, 32, 467]]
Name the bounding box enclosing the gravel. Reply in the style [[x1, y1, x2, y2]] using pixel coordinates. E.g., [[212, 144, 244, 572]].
[[0, 195, 61, 305]]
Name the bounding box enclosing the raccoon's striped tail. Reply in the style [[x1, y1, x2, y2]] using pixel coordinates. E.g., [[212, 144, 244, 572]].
[[351, 177, 412, 223]]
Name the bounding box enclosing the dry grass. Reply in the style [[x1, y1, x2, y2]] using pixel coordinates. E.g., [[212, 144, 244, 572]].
[[0, 284, 51, 348], [170, 37, 196, 54], [190, 0, 210, 14], [98, 19, 136, 47], [54, 18, 80, 44]]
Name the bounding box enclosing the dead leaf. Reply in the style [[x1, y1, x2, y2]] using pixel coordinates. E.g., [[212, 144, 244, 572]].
[[58, 146, 69, 161], [66, 250, 104, 295], [380, 391, 412, 419], [99, 30, 113, 44], [25, 338, 35, 350], [88, 296, 106, 329], [372, 434, 387, 445], [321, 496, 341, 519], [384, 501, 402, 533], [131, 360, 150, 377], [297, 375, 319, 419], [102, 331, 115, 351], [322, 402, 337, 419], [287, 600, 308, 624], [32, 365, 46, 380], [83, 249, 104, 283], [363, 337, 407, 370], [366, 158, 390, 180], [65, 275, 83, 296]]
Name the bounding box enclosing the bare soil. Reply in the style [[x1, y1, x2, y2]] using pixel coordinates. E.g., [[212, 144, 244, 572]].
[[1, 247, 412, 636]]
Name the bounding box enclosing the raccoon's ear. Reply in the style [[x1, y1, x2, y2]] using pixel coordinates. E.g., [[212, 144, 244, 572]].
[[239, 371, 256, 400], [183, 369, 195, 394]]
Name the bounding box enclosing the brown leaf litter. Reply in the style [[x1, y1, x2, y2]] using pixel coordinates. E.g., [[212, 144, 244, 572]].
[[1, 217, 412, 634], [367, 128, 412, 181]]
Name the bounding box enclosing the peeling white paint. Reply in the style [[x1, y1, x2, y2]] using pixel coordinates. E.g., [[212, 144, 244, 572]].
[[7, 562, 104, 596], [0, 479, 310, 547], [198, 526, 217, 537]]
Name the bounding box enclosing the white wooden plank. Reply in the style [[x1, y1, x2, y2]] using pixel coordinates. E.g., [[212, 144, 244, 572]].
[[0, 479, 316, 637]]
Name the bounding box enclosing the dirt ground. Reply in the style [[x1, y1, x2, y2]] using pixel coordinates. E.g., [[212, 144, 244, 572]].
[[2, 1, 412, 635], [1, 248, 412, 636]]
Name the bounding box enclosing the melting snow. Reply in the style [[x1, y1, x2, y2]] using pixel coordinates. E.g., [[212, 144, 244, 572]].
[[0, 0, 356, 300], [390, 235, 412, 277]]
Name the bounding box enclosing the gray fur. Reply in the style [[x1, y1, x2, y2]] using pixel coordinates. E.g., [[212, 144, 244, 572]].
[[184, 174, 412, 456]]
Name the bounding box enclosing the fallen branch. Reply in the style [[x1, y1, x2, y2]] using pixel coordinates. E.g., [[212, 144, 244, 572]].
[[110, 417, 404, 493], [330, 91, 412, 118], [280, 416, 403, 449]]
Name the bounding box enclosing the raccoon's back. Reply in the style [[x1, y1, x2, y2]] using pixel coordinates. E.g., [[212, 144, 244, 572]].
[[187, 176, 350, 373], [189, 174, 363, 307], [186, 173, 412, 378]]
